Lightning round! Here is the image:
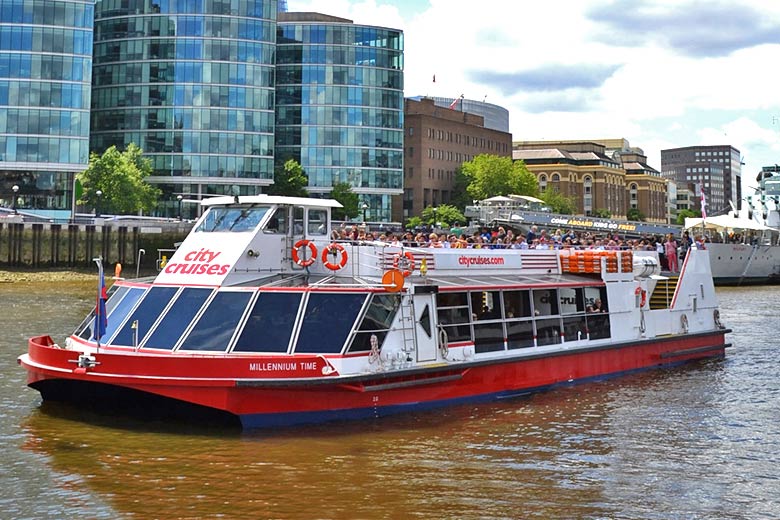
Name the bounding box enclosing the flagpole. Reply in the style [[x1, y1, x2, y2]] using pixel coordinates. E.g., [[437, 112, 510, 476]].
[[94, 256, 103, 352]]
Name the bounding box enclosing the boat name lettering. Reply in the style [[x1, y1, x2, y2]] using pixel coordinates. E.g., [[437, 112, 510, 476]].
[[164, 248, 230, 276], [249, 361, 318, 371], [458, 255, 505, 267]]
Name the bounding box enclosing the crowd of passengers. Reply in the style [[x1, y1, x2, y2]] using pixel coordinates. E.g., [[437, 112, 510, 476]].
[[331, 224, 718, 273]]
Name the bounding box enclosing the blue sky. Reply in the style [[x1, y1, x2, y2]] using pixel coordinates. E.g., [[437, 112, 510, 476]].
[[287, 0, 780, 198]]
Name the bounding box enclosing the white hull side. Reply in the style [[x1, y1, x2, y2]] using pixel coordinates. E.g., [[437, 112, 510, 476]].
[[705, 243, 780, 284]]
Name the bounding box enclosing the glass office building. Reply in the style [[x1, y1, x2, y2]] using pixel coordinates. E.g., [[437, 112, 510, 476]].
[[0, 0, 93, 219], [276, 13, 403, 222], [91, 0, 277, 217]]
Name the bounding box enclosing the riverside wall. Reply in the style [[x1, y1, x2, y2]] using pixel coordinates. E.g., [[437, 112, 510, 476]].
[[0, 219, 191, 271]]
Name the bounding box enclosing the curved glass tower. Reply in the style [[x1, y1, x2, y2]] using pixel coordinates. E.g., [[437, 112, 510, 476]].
[[91, 0, 277, 217], [0, 0, 93, 218], [276, 13, 403, 222]]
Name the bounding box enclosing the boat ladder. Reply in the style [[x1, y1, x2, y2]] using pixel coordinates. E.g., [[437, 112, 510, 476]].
[[737, 244, 759, 286], [397, 297, 417, 363]]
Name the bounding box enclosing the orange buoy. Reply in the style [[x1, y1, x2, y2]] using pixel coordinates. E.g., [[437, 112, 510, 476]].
[[381, 269, 405, 292]]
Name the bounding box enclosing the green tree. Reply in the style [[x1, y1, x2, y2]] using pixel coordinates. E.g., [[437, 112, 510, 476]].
[[330, 182, 359, 220], [539, 187, 576, 214], [676, 208, 700, 225], [449, 166, 472, 211], [461, 154, 538, 201], [593, 208, 612, 218], [405, 216, 422, 230], [627, 208, 645, 221], [77, 143, 161, 214], [267, 159, 309, 197], [421, 204, 465, 227]]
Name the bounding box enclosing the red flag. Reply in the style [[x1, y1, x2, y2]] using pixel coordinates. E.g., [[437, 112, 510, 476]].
[[449, 94, 464, 110]]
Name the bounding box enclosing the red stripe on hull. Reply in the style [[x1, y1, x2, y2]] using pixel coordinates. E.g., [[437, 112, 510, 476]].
[[20, 333, 727, 419]]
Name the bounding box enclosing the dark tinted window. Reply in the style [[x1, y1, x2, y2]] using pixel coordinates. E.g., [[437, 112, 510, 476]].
[[96, 287, 146, 342], [109, 286, 179, 347], [143, 288, 213, 350], [350, 294, 400, 353], [533, 289, 559, 316], [75, 284, 128, 339], [507, 320, 534, 349], [536, 318, 562, 346], [503, 290, 532, 318], [296, 293, 366, 353], [473, 322, 505, 353], [233, 292, 302, 353], [180, 291, 253, 351]]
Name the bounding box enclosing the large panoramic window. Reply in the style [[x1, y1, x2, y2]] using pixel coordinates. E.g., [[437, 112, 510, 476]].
[[195, 206, 270, 232], [179, 291, 253, 351], [295, 293, 366, 354], [142, 288, 213, 350], [233, 292, 303, 353], [91, 286, 146, 342], [349, 294, 401, 353], [109, 286, 179, 347]]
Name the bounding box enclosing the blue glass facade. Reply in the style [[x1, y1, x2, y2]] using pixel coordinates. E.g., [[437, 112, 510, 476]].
[[0, 0, 93, 217], [276, 15, 404, 221], [91, 0, 277, 216]]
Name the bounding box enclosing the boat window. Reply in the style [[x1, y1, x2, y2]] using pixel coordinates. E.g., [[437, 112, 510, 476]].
[[419, 304, 432, 338], [263, 207, 288, 234], [233, 292, 303, 353], [559, 287, 585, 315], [536, 318, 562, 346], [142, 288, 213, 350], [587, 313, 611, 340], [349, 294, 401, 353], [437, 291, 467, 307], [473, 322, 505, 353], [292, 206, 304, 235], [532, 289, 559, 316], [195, 206, 269, 233], [109, 286, 179, 347], [295, 293, 366, 354], [437, 291, 471, 342], [470, 290, 502, 320], [502, 290, 532, 318], [507, 320, 534, 349], [584, 287, 608, 314], [179, 291, 253, 351], [92, 287, 146, 342], [75, 284, 127, 339], [307, 209, 328, 235], [563, 316, 588, 342]]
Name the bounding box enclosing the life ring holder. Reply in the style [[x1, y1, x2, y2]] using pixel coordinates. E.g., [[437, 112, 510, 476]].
[[635, 286, 647, 308], [438, 326, 449, 359], [292, 239, 317, 267], [681, 313, 689, 333], [322, 242, 348, 271], [393, 251, 416, 277]]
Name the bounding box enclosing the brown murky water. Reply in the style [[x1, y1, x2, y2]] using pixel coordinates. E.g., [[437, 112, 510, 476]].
[[2, 281, 778, 519]]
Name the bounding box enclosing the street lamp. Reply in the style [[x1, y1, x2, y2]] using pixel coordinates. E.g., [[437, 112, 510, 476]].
[[177, 194, 183, 220], [11, 184, 18, 215], [362, 202, 368, 223], [95, 189, 102, 218]]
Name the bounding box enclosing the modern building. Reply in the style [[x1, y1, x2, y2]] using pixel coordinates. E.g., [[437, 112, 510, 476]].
[[398, 97, 512, 222], [90, 0, 278, 218], [275, 12, 404, 222], [661, 145, 742, 217], [513, 139, 670, 223], [408, 96, 509, 133], [0, 0, 94, 219]]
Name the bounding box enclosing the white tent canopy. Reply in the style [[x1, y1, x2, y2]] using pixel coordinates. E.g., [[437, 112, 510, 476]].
[[684, 214, 768, 232]]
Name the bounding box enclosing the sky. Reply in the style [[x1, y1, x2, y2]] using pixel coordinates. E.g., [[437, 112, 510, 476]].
[[287, 0, 780, 197]]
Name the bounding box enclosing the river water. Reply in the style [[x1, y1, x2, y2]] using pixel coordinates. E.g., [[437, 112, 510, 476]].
[[1, 281, 778, 520]]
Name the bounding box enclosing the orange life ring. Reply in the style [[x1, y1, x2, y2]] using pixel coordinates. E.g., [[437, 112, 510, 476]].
[[322, 242, 348, 270], [393, 251, 415, 277], [292, 239, 317, 267], [635, 286, 647, 307]]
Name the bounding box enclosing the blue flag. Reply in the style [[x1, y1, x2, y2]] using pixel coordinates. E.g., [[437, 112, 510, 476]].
[[94, 269, 108, 340]]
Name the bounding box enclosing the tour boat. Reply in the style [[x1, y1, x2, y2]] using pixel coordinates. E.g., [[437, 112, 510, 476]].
[[19, 195, 730, 429]]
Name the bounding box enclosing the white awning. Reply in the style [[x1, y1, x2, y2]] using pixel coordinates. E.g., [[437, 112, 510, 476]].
[[684, 214, 768, 231]]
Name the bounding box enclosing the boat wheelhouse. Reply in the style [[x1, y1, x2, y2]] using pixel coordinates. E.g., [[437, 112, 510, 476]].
[[19, 195, 730, 429]]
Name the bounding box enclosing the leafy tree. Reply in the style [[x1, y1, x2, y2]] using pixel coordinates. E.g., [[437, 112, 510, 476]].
[[267, 159, 308, 197], [461, 154, 538, 201], [330, 182, 359, 220], [405, 216, 422, 230], [449, 166, 472, 211], [627, 208, 645, 221], [421, 204, 465, 227], [676, 208, 700, 225], [77, 143, 161, 214], [593, 208, 612, 218], [539, 187, 576, 215]]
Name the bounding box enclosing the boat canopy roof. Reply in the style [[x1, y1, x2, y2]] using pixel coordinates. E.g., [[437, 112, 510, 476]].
[[684, 214, 768, 232], [201, 195, 343, 209]]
